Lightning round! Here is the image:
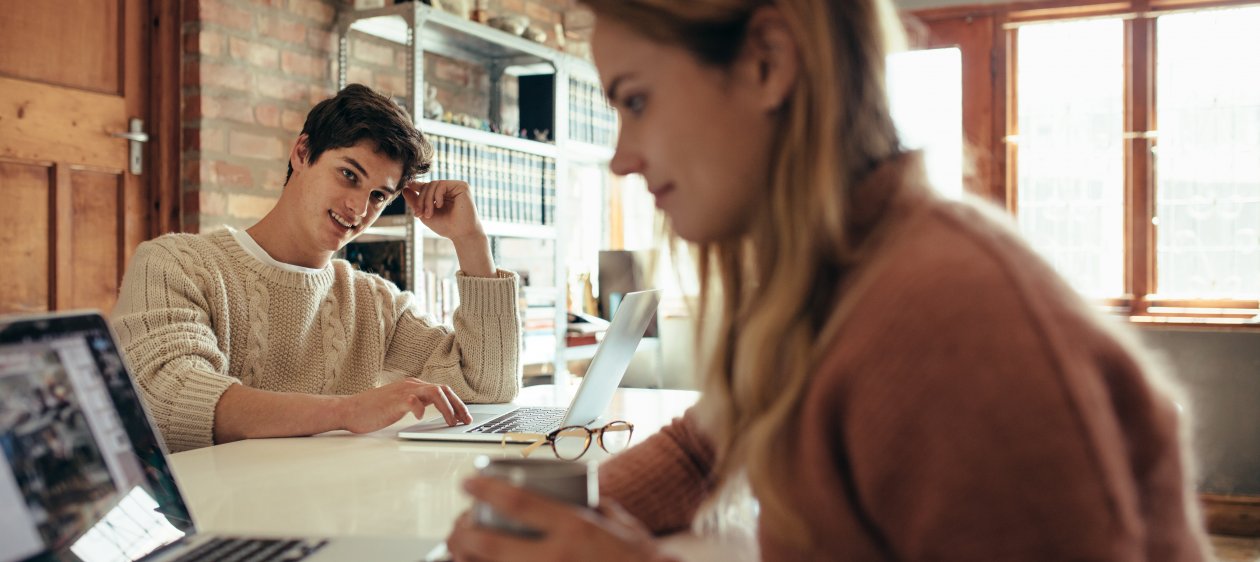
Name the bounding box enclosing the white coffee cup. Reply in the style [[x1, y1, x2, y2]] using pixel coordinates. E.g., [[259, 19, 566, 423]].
[[472, 456, 598, 537]]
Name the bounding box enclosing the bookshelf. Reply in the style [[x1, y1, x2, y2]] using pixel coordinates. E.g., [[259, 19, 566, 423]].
[[335, 2, 618, 382]]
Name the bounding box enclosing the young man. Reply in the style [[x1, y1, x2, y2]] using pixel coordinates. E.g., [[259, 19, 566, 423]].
[[112, 85, 521, 453]]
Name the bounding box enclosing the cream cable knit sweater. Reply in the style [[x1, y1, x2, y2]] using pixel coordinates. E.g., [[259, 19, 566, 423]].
[[111, 230, 521, 452]]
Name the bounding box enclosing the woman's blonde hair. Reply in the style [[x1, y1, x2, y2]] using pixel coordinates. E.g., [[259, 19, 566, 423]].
[[578, 0, 905, 546]]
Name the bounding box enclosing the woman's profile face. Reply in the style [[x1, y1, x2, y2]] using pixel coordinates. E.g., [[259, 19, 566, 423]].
[[592, 16, 779, 244]]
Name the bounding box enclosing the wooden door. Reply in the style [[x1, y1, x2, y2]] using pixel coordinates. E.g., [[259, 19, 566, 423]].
[[0, 0, 150, 315]]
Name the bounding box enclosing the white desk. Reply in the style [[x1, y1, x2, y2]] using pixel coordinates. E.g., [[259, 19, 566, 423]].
[[167, 385, 755, 559]]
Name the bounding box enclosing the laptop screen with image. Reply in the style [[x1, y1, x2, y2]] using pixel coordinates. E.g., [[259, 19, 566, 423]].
[[0, 313, 193, 562]]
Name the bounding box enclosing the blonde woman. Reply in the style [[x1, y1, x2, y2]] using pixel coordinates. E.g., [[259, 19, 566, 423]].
[[447, 0, 1211, 559]]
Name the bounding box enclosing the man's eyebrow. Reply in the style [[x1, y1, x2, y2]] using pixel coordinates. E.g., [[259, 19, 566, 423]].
[[341, 156, 398, 194], [341, 156, 370, 179]]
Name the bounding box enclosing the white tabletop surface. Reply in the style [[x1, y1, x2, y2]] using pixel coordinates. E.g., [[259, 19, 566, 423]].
[[166, 384, 757, 559]]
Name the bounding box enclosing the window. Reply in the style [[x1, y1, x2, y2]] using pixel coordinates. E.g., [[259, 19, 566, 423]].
[[887, 48, 965, 199], [1155, 6, 1260, 300], [978, 0, 1260, 319], [1013, 19, 1125, 297]]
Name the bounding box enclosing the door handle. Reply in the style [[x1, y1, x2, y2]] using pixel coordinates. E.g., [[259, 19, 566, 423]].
[[111, 118, 148, 175], [110, 131, 150, 143]]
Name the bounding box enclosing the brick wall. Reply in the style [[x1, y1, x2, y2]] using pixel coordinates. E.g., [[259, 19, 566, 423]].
[[181, 0, 591, 232]]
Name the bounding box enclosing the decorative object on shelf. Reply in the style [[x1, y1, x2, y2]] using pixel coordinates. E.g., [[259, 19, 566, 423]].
[[553, 22, 566, 49], [423, 84, 443, 120], [521, 26, 547, 44], [469, 0, 489, 23], [487, 15, 528, 36], [431, 0, 466, 18]]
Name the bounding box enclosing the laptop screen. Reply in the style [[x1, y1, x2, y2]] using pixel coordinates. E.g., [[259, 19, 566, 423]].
[[0, 313, 193, 562]]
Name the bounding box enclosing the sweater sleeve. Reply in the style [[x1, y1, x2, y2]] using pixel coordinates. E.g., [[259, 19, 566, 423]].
[[111, 240, 239, 453], [599, 408, 718, 534], [381, 269, 521, 403]]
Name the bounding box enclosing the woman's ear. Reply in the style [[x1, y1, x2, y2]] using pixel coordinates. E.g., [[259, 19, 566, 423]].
[[743, 6, 800, 112]]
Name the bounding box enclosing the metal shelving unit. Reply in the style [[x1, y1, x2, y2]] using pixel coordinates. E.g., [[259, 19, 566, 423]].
[[336, 2, 616, 382]]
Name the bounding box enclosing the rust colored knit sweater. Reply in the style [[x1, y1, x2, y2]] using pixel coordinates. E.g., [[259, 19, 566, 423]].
[[601, 154, 1211, 560], [112, 229, 521, 452]]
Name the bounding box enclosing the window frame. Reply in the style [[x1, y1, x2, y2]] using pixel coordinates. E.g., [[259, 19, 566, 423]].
[[909, 0, 1260, 326]]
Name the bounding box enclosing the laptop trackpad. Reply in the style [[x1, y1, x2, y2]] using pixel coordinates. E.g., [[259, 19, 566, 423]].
[[410, 403, 516, 432]]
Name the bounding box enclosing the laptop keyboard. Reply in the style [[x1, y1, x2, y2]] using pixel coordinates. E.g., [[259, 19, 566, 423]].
[[172, 537, 328, 561], [468, 406, 567, 434]]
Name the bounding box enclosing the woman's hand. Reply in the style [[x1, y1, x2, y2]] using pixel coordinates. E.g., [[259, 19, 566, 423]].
[[446, 476, 672, 562], [403, 180, 486, 242]]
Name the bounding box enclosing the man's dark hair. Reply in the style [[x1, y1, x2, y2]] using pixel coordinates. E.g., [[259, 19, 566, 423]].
[[285, 84, 431, 188]]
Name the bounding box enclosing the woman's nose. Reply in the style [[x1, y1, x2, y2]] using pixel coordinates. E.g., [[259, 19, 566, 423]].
[[609, 145, 644, 177]]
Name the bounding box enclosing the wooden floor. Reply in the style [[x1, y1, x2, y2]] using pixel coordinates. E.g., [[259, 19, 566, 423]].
[[1213, 535, 1260, 561]]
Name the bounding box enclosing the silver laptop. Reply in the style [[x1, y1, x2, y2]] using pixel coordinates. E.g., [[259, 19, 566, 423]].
[[399, 289, 662, 442], [0, 312, 438, 562]]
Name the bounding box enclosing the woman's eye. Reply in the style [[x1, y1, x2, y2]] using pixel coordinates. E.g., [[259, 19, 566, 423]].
[[624, 94, 647, 116], [341, 169, 357, 182]]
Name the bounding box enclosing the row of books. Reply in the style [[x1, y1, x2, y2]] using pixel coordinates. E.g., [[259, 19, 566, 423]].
[[568, 78, 617, 148], [429, 134, 557, 226]]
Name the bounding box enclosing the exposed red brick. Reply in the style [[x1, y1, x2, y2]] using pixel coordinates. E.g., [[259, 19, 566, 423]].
[[346, 65, 373, 86], [200, 191, 229, 216], [197, 0, 254, 31], [183, 160, 217, 184], [198, 94, 254, 124], [306, 28, 334, 53], [288, 0, 335, 25], [197, 62, 255, 91], [353, 38, 395, 67], [373, 73, 407, 97], [257, 73, 310, 102], [308, 84, 334, 104], [182, 127, 228, 152], [262, 169, 288, 192], [281, 109, 306, 132], [254, 103, 281, 127], [227, 193, 279, 219], [214, 161, 256, 187], [185, 29, 226, 56], [433, 57, 469, 87], [258, 14, 306, 44], [282, 50, 327, 79], [229, 131, 286, 160], [230, 37, 280, 69]]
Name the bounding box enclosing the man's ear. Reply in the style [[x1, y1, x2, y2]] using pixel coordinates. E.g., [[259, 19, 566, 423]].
[[742, 6, 800, 112], [290, 134, 311, 172]]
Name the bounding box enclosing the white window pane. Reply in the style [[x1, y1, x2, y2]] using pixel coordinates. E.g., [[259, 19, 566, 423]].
[[887, 48, 964, 199], [1016, 19, 1125, 298], [1155, 7, 1260, 299]]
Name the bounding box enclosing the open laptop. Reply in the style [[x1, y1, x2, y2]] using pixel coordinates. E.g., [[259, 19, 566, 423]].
[[0, 312, 438, 562], [399, 289, 662, 442]]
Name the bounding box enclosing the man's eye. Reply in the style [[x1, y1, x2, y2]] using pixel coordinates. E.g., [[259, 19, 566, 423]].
[[341, 169, 357, 182], [371, 191, 388, 203]]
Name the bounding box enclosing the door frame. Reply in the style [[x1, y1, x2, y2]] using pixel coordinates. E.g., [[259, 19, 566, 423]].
[[150, 0, 184, 235]]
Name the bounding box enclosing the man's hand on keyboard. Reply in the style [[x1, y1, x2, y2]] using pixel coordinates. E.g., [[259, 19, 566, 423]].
[[337, 379, 473, 434]]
